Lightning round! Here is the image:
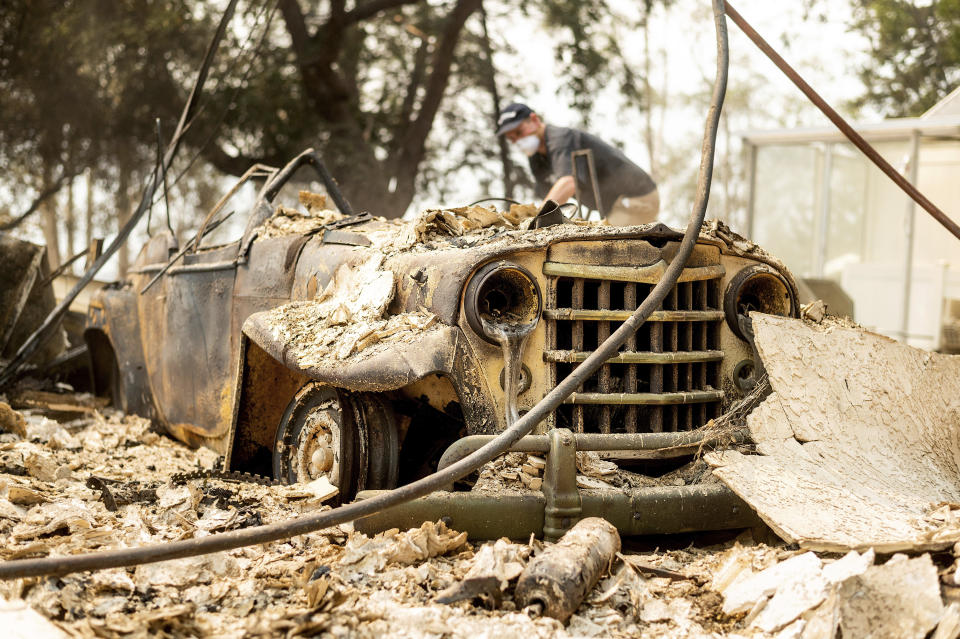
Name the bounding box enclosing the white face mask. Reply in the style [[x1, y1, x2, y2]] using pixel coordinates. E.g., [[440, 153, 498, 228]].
[[515, 134, 541, 156]]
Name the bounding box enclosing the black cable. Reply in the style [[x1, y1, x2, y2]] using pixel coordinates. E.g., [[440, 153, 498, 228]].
[[467, 196, 522, 207], [0, 0, 728, 580]]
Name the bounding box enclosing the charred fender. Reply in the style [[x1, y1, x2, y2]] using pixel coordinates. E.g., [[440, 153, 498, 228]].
[[84, 287, 155, 419], [228, 307, 501, 474], [240, 303, 462, 391]]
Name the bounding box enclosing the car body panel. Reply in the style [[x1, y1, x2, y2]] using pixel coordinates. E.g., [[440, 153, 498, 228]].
[[86, 180, 798, 481]]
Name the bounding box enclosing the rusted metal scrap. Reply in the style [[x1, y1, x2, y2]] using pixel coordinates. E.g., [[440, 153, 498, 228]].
[[515, 517, 621, 623], [0, 235, 67, 368]]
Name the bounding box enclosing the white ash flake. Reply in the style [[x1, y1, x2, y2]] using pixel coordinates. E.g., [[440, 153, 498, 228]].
[[262, 301, 439, 364], [255, 191, 346, 240], [706, 314, 960, 552]]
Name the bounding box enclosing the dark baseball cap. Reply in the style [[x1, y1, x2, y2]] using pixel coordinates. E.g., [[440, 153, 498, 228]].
[[495, 102, 533, 135]]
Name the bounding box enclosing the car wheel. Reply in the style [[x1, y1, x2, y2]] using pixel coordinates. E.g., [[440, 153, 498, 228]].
[[272, 384, 401, 499], [273, 383, 365, 499]]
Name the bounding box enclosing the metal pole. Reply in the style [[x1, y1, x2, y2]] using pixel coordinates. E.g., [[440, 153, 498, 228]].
[[900, 130, 921, 341], [934, 261, 949, 350], [746, 141, 757, 237], [816, 143, 833, 277]]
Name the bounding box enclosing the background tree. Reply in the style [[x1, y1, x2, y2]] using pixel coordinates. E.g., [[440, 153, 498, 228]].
[[848, 0, 960, 116], [0, 0, 209, 267], [0, 0, 676, 266]]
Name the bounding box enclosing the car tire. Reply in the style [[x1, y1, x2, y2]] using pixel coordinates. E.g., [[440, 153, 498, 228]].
[[273, 383, 365, 500], [272, 383, 401, 501], [352, 392, 399, 490]]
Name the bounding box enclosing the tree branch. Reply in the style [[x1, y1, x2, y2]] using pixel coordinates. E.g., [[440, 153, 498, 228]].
[[279, 0, 353, 120], [278, 0, 312, 62], [393, 0, 481, 180], [394, 39, 429, 150], [345, 0, 422, 24], [330, 0, 347, 23], [200, 143, 265, 178], [0, 172, 75, 232]]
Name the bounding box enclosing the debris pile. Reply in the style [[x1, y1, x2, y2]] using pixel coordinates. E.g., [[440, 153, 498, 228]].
[[707, 314, 960, 552], [252, 251, 441, 365], [255, 191, 345, 239], [255, 195, 541, 250], [0, 397, 767, 638], [402, 203, 540, 246], [472, 450, 718, 494], [5, 295, 960, 636], [711, 544, 960, 639]]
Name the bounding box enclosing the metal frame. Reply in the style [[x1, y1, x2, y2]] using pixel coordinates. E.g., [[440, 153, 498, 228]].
[[899, 130, 921, 340], [355, 428, 757, 542], [571, 149, 603, 220]]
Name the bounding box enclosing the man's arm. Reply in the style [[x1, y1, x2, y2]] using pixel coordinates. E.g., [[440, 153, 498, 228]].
[[543, 175, 576, 205]]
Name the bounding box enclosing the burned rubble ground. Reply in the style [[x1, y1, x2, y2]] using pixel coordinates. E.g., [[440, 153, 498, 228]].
[[1, 365, 960, 639], [0, 399, 742, 639], [3, 204, 960, 638]]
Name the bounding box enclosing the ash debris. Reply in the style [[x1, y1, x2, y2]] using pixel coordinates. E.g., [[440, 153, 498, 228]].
[[2, 390, 960, 638]]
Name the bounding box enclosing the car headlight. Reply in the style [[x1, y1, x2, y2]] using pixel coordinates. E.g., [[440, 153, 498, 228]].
[[724, 264, 797, 341], [464, 261, 542, 344]]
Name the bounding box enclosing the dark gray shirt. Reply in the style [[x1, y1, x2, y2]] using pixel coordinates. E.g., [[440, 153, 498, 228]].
[[529, 124, 656, 215]]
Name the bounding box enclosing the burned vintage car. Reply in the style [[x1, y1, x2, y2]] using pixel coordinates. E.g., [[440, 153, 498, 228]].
[[85, 151, 798, 501]]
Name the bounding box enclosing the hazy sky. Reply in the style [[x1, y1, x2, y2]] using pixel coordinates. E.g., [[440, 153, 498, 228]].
[[505, 0, 872, 146]]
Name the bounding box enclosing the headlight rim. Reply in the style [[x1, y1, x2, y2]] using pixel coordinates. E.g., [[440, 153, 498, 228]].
[[723, 264, 797, 341], [463, 260, 543, 346]]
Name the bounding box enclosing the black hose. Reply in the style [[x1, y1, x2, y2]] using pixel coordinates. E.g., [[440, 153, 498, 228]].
[[0, 0, 728, 580], [467, 197, 523, 207]]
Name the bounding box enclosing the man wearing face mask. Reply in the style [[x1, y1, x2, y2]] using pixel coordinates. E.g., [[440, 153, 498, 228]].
[[495, 103, 659, 226]]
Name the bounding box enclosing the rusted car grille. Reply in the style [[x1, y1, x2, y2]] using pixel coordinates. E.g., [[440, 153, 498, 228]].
[[543, 260, 724, 434]]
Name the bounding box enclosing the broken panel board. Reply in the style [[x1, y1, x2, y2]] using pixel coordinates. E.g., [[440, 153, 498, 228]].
[[706, 314, 960, 552]]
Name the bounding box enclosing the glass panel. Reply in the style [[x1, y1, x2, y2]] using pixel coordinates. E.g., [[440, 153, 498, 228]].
[[824, 143, 868, 278], [859, 140, 911, 266], [752, 145, 818, 276]]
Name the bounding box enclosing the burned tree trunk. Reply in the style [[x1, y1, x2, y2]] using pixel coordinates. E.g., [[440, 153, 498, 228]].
[[40, 163, 61, 270]]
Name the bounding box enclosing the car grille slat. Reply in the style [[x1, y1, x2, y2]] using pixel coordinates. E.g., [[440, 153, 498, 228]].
[[544, 350, 723, 364], [597, 280, 612, 434], [667, 286, 679, 432], [545, 249, 723, 435], [650, 321, 664, 432], [543, 309, 724, 322], [624, 282, 638, 433], [571, 279, 585, 433]]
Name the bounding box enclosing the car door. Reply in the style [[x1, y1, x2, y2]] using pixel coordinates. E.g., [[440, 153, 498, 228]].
[[137, 238, 239, 446]]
